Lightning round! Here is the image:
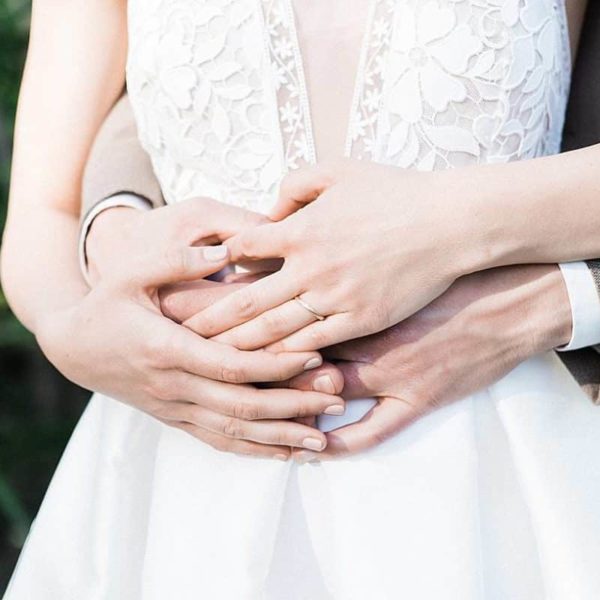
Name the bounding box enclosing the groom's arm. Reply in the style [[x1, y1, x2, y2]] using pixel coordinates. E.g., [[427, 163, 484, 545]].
[[81, 92, 163, 212], [80, 91, 600, 354], [560, 0, 600, 353], [79, 92, 164, 281]]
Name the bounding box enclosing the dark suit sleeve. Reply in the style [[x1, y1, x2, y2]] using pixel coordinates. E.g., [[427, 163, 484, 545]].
[[558, 1, 600, 398]]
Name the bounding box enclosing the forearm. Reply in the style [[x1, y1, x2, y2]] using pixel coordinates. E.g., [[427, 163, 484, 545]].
[[0, 0, 127, 332], [2, 206, 87, 332], [451, 144, 600, 274]]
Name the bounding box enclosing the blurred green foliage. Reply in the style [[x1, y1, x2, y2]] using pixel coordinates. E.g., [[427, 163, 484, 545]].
[[0, 0, 32, 345], [0, 0, 89, 591]]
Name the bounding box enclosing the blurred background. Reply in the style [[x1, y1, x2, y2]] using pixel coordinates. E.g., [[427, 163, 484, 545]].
[[0, 0, 89, 592]]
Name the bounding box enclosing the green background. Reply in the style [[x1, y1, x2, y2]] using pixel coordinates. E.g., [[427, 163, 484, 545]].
[[0, 0, 89, 591]]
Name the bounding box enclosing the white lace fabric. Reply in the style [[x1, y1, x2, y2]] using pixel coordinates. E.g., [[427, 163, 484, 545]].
[[126, 0, 571, 211]]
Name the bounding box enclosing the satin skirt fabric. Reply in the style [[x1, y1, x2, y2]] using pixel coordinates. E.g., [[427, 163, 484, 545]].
[[5, 351, 600, 600]]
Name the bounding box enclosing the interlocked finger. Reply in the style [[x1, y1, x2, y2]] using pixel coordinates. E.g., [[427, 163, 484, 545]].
[[183, 271, 299, 338], [211, 297, 319, 350], [173, 372, 345, 420], [169, 420, 292, 461], [293, 396, 419, 462], [163, 400, 328, 450]]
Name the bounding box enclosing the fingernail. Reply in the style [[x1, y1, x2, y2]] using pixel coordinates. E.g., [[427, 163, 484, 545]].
[[313, 375, 335, 394], [274, 453, 289, 462], [304, 357, 323, 371], [295, 451, 320, 465], [302, 437, 325, 451], [323, 404, 345, 416], [203, 245, 229, 261]]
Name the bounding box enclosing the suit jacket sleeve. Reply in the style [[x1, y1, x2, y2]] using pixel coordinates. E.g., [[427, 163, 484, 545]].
[[80, 91, 165, 223], [561, 1, 600, 353]]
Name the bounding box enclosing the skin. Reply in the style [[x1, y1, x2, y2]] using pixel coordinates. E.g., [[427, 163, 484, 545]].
[[289, 264, 572, 462], [0, 0, 590, 462], [0, 0, 342, 461]]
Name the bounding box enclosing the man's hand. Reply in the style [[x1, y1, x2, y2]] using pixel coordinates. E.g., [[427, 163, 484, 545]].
[[42, 198, 345, 460], [285, 264, 572, 461], [87, 200, 279, 319]]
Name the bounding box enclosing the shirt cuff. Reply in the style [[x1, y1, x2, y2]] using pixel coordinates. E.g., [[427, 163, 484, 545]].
[[557, 261, 600, 351], [78, 193, 152, 286]]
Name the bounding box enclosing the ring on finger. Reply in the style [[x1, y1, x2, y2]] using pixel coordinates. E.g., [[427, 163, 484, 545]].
[[294, 296, 326, 321]]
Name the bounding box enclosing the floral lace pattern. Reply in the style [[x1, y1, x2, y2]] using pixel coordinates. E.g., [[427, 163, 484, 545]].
[[260, 0, 316, 170], [374, 0, 571, 170], [127, 0, 285, 211], [345, 0, 395, 160], [126, 0, 571, 212]]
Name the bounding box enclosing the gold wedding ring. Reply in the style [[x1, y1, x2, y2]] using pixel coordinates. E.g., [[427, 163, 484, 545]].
[[294, 296, 326, 321]]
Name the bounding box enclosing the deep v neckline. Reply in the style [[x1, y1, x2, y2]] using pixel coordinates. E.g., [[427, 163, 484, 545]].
[[261, 0, 393, 168], [282, 0, 375, 163]]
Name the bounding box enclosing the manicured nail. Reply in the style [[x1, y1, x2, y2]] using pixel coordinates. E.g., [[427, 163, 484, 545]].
[[323, 404, 345, 416], [313, 375, 335, 394], [274, 453, 289, 462], [295, 451, 320, 465], [302, 437, 325, 451], [304, 357, 323, 371], [203, 245, 229, 261]]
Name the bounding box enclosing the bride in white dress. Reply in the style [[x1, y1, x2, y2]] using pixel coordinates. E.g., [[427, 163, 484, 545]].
[[3, 0, 600, 598]]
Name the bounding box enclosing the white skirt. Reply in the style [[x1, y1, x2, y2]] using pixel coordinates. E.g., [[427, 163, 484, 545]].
[[5, 352, 600, 600]]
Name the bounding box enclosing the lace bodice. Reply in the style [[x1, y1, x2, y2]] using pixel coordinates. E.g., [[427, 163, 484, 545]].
[[126, 0, 571, 213]]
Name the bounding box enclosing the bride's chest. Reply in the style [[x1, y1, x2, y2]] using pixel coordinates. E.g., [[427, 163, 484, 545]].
[[126, 0, 570, 205]]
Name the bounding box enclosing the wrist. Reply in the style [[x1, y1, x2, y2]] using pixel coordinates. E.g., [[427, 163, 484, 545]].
[[425, 168, 504, 279], [523, 264, 572, 353], [86, 206, 141, 285], [446, 154, 588, 273]]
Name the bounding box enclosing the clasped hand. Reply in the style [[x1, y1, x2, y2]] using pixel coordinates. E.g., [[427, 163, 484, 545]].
[[67, 160, 571, 462]]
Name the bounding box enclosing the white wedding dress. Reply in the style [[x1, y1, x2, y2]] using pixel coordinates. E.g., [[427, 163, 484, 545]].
[[6, 1, 600, 599]]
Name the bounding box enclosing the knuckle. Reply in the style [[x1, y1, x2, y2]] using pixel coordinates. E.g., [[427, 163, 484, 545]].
[[273, 429, 294, 446], [262, 309, 288, 336], [238, 234, 260, 260], [219, 359, 246, 384], [222, 417, 245, 439], [293, 402, 314, 419], [231, 400, 261, 421], [232, 291, 258, 320]]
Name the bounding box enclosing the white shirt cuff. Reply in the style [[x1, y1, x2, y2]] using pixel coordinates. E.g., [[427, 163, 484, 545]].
[[79, 193, 152, 286], [557, 261, 600, 351]]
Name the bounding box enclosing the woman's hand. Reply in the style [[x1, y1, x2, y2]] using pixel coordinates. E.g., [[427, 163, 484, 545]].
[[38, 198, 344, 460], [285, 264, 572, 461], [184, 159, 480, 351]]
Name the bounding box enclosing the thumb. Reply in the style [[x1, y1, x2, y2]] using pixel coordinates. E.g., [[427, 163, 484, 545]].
[[225, 222, 288, 262], [164, 197, 270, 244], [286, 362, 345, 396], [270, 164, 337, 221], [135, 244, 231, 288]]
